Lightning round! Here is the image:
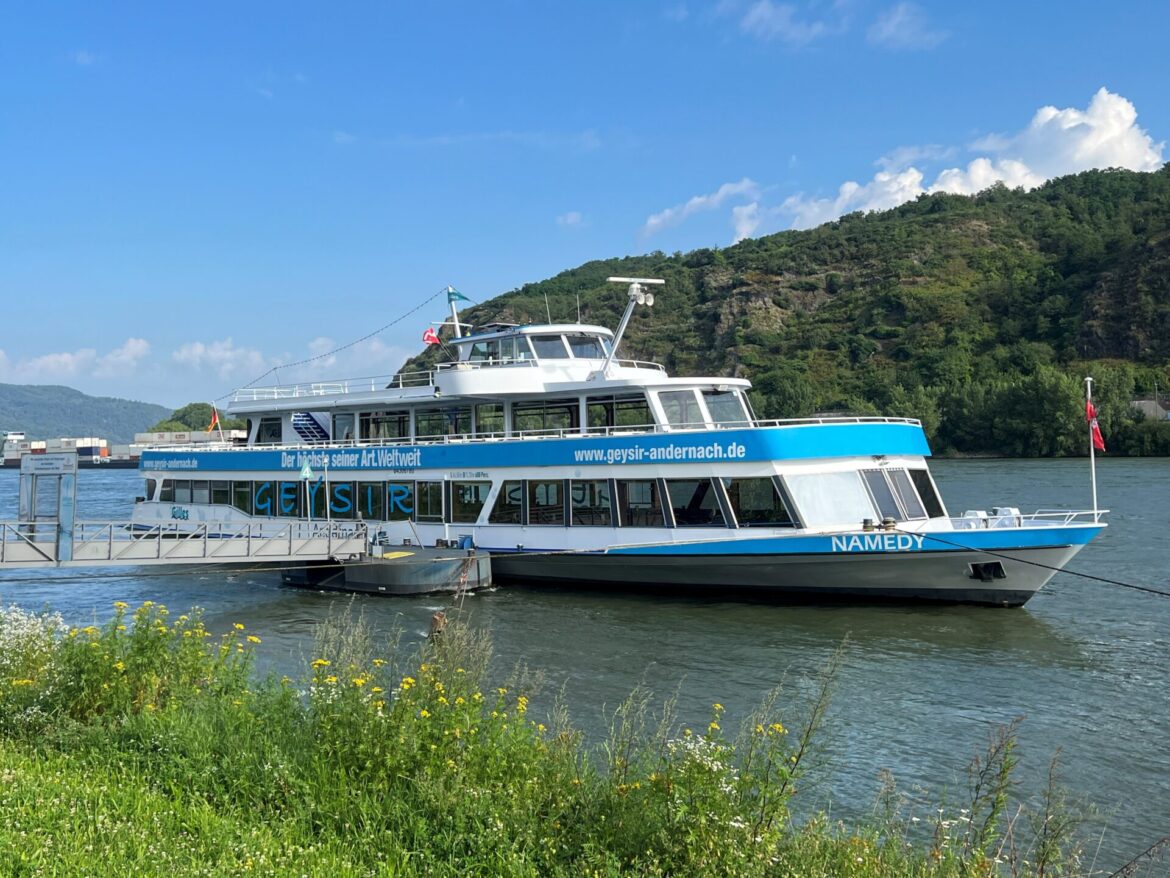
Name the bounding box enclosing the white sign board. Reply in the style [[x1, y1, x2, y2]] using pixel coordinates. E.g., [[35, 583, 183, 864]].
[[20, 452, 78, 475]]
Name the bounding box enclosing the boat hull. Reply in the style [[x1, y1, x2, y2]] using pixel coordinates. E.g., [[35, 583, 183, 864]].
[[279, 548, 492, 596], [489, 544, 1084, 607]]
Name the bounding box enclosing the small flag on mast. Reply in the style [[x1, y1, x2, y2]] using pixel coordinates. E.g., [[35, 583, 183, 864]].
[[1085, 400, 1106, 452], [422, 327, 441, 346], [446, 286, 471, 304], [206, 406, 220, 432]]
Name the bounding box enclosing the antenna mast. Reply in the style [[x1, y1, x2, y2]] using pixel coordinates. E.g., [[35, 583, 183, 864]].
[[599, 277, 664, 377]]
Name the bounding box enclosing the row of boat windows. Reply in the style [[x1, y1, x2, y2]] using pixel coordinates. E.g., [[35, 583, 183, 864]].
[[151, 476, 794, 528], [464, 333, 611, 363], [254, 389, 751, 444], [150, 467, 944, 528]]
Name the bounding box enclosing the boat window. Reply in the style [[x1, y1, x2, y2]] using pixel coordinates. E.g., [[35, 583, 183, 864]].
[[211, 480, 231, 506], [702, 390, 750, 428], [785, 471, 876, 528], [332, 413, 356, 444], [191, 480, 210, 505], [489, 480, 524, 524], [416, 407, 472, 439], [571, 480, 613, 526], [361, 410, 410, 441], [528, 480, 566, 525], [475, 403, 505, 436], [665, 479, 726, 527], [722, 478, 796, 527], [232, 481, 253, 515], [889, 469, 927, 519], [498, 337, 517, 362], [468, 339, 500, 362], [159, 480, 174, 502], [586, 394, 653, 433], [513, 337, 536, 361], [387, 483, 414, 521], [172, 480, 190, 503], [145, 479, 157, 500], [327, 482, 354, 519], [861, 470, 903, 521], [252, 482, 273, 515], [616, 480, 664, 527], [277, 481, 304, 517], [658, 390, 704, 429], [512, 398, 579, 435], [531, 335, 570, 359], [357, 482, 385, 520], [415, 481, 444, 522], [257, 417, 283, 445], [450, 481, 491, 523], [566, 334, 606, 359], [909, 469, 946, 518]]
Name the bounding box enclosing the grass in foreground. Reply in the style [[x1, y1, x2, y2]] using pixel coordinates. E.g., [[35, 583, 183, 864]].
[[0, 602, 1085, 877]]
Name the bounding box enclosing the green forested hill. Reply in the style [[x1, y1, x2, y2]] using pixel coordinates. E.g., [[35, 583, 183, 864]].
[[406, 167, 1170, 455], [0, 384, 170, 444]]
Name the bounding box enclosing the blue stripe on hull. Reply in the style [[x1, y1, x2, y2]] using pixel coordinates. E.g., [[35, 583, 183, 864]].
[[139, 422, 931, 473]]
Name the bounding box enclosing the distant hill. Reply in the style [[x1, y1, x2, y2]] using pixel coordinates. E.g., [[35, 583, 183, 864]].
[[403, 167, 1170, 455], [0, 384, 171, 444]]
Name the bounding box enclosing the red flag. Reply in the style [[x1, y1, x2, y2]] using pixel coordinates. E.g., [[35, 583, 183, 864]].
[[422, 327, 441, 346], [1085, 400, 1105, 452], [206, 407, 220, 432]]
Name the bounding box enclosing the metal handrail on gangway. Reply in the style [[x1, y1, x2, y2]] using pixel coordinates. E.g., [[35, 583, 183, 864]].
[[0, 519, 369, 569]]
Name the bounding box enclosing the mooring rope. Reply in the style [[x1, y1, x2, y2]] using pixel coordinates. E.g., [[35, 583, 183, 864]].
[[893, 526, 1170, 600]]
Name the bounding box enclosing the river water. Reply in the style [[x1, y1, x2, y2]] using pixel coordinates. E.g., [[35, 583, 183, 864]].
[[1, 459, 1167, 870]]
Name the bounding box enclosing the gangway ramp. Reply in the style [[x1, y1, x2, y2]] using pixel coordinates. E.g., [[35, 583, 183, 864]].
[[0, 520, 369, 570]]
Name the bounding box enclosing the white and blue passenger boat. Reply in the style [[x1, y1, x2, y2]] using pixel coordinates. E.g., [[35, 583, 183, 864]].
[[132, 278, 1106, 606]]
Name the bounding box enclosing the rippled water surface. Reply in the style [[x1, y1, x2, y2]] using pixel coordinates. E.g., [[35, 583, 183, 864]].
[[1, 459, 1167, 870]]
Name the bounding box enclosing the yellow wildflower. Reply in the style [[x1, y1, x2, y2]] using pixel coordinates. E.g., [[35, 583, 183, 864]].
[[353, 677, 367, 687], [372, 658, 386, 667], [419, 709, 430, 718], [311, 658, 330, 669], [371, 686, 383, 694], [247, 635, 261, 644], [325, 675, 338, 684], [708, 721, 720, 732], [11, 679, 34, 687], [113, 601, 128, 610], [113, 661, 125, 672], [713, 702, 724, 712], [234, 622, 245, 631], [455, 696, 465, 705]]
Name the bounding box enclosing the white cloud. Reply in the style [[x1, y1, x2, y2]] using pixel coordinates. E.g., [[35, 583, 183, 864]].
[[731, 203, 764, 243], [772, 88, 1165, 230], [642, 177, 760, 237], [556, 211, 584, 227], [867, 3, 947, 50], [739, 0, 828, 45], [333, 130, 356, 145], [173, 338, 269, 380], [875, 143, 957, 172], [0, 338, 150, 382], [94, 338, 151, 377]]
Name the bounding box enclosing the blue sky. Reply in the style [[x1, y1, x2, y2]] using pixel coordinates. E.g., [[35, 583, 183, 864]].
[[2, 1, 1167, 408]]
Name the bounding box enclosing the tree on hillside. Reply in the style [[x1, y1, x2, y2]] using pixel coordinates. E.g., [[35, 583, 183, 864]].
[[149, 403, 246, 432]]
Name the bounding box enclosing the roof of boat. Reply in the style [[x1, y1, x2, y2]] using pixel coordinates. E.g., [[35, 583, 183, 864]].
[[454, 323, 615, 343]]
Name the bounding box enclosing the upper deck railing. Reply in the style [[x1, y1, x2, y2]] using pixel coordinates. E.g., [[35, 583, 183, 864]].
[[230, 358, 668, 403], [142, 416, 924, 456]]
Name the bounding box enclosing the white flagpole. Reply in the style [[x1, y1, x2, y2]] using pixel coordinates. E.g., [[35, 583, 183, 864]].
[[1085, 376, 1098, 520]]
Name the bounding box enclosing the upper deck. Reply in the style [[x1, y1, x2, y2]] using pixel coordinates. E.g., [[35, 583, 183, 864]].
[[227, 322, 740, 415]]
